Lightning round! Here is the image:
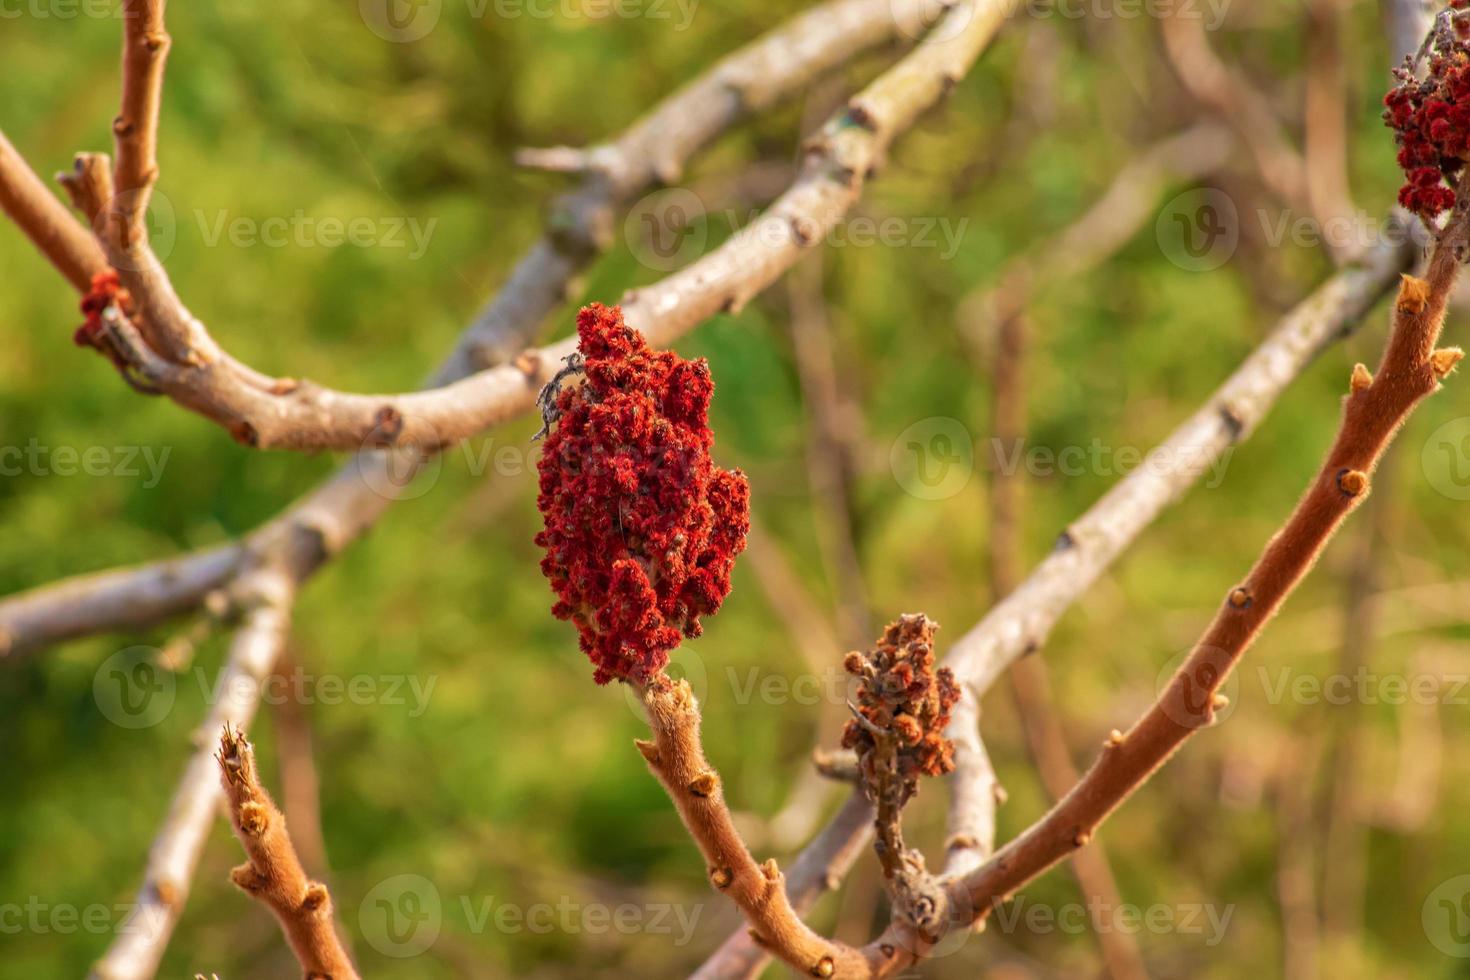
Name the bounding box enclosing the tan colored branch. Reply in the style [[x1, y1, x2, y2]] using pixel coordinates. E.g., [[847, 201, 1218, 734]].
[[90, 567, 295, 980], [270, 648, 330, 877], [787, 254, 871, 646], [111, 0, 170, 250], [0, 129, 107, 292], [78, 0, 994, 451], [216, 726, 358, 980], [0, 544, 244, 661], [940, 692, 999, 878], [690, 791, 874, 980], [933, 196, 1467, 969], [638, 678, 848, 978], [16, 0, 935, 449]]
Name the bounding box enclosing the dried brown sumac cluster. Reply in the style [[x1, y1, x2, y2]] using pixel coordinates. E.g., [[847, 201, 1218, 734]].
[[843, 614, 961, 792], [535, 304, 750, 685]]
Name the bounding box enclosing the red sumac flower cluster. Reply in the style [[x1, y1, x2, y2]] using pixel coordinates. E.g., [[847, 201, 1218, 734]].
[[535, 304, 750, 685], [1385, 3, 1470, 218]]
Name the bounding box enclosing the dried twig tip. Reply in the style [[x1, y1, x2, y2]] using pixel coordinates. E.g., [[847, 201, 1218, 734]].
[[633, 738, 659, 765], [1397, 274, 1430, 314]]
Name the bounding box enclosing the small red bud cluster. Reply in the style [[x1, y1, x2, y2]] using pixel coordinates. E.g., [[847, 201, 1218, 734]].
[[535, 304, 750, 685], [1384, 3, 1470, 218], [76, 270, 131, 350], [842, 614, 960, 793]]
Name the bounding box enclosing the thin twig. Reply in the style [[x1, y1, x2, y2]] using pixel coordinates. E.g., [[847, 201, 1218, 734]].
[[980, 256, 1150, 980], [0, 129, 107, 292], [216, 725, 359, 980], [787, 254, 872, 647], [90, 566, 296, 980], [689, 791, 873, 980], [112, 0, 170, 247]]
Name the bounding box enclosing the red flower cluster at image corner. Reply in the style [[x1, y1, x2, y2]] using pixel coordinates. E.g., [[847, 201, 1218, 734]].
[[1384, 1, 1470, 218], [534, 304, 750, 686]]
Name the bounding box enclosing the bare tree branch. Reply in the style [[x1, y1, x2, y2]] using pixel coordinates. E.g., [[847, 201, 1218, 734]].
[[925, 194, 1467, 975], [689, 791, 873, 980], [940, 692, 999, 878], [90, 566, 296, 980], [0, 545, 244, 661], [0, 129, 107, 292], [216, 726, 359, 980]]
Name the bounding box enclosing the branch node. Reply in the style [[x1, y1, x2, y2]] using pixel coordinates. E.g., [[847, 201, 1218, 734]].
[[812, 955, 836, 978], [301, 883, 329, 914], [1104, 728, 1126, 747], [688, 770, 720, 798], [1336, 468, 1369, 497], [238, 801, 269, 837], [1227, 586, 1253, 609], [710, 866, 733, 889]]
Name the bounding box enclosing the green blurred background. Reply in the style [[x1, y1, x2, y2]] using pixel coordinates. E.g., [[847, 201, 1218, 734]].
[[3, 1, 1469, 977]]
